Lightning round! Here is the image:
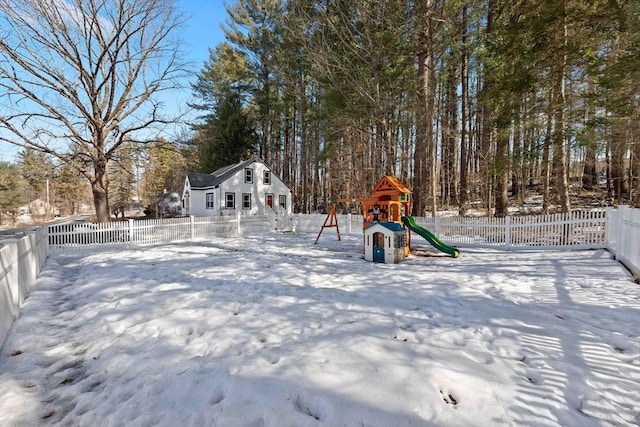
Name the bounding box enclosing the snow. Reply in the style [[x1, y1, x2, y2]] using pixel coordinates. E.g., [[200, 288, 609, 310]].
[[1, 233, 639, 426]]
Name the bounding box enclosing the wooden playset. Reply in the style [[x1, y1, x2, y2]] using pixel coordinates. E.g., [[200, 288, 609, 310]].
[[315, 176, 459, 261]]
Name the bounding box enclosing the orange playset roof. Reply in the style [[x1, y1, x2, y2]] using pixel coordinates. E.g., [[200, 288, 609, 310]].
[[370, 175, 412, 197]]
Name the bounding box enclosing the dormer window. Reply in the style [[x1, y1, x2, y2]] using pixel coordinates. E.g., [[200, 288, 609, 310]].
[[244, 168, 253, 183]]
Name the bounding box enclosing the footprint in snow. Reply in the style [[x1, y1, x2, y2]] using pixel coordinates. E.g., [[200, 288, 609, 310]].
[[393, 329, 420, 344], [439, 389, 458, 406], [524, 367, 544, 384], [519, 355, 544, 384], [261, 350, 280, 365], [292, 393, 332, 421], [606, 333, 635, 354], [209, 389, 225, 406]]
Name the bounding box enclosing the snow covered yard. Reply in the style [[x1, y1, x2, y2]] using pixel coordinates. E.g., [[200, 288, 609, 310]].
[[0, 233, 638, 427]]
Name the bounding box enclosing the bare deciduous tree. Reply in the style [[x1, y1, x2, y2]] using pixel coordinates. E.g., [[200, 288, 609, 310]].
[[0, 0, 187, 221]]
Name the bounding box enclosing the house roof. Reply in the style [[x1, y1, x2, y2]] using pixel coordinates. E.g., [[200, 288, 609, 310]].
[[186, 156, 293, 192], [186, 157, 261, 189], [365, 221, 405, 233]]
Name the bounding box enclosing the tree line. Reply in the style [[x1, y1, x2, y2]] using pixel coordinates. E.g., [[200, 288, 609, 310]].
[[0, 141, 187, 225], [190, 0, 640, 215], [1, 1, 637, 222]]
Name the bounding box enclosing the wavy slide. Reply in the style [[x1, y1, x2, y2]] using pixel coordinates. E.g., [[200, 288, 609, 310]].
[[401, 216, 460, 258]]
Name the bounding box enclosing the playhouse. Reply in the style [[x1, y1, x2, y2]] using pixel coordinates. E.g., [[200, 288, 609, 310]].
[[364, 221, 407, 263]]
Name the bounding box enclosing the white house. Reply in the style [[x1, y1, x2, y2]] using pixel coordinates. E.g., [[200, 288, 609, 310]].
[[182, 157, 293, 217]]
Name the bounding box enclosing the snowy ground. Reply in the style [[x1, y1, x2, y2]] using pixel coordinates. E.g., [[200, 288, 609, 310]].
[[1, 233, 639, 427]]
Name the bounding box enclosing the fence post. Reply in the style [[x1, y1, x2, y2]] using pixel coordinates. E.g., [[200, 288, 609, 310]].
[[347, 213, 352, 234], [190, 216, 195, 241], [435, 216, 441, 236], [237, 211, 242, 236], [604, 207, 614, 251], [128, 218, 134, 246], [504, 216, 511, 250], [1, 239, 20, 310], [615, 205, 628, 260], [0, 240, 19, 348]]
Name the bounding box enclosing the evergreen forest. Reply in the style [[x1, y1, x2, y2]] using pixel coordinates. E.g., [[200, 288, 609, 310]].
[[190, 0, 640, 216], [1, 0, 639, 223]]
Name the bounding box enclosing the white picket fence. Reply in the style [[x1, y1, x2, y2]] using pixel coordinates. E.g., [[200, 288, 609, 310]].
[[47, 213, 296, 254], [407, 210, 609, 250], [2, 207, 639, 350], [0, 227, 49, 347], [40, 209, 639, 270], [605, 206, 640, 279]]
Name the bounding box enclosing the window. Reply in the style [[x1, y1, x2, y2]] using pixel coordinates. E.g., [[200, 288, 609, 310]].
[[263, 170, 271, 185], [266, 193, 274, 209], [242, 193, 251, 210], [244, 168, 253, 183], [279, 195, 287, 209], [225, 192, 235, 209], [206, 192, 214, 209]]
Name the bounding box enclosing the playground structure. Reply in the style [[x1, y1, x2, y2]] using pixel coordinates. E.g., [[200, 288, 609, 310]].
[[315, 176, 459, 259]]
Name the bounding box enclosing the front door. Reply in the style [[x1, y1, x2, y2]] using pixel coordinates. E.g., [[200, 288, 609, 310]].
[[373, 232, 385, 263]]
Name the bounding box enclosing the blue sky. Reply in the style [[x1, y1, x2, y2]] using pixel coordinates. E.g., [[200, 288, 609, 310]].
[[0, 0, 229, 163], [177, 0, 228, 71]]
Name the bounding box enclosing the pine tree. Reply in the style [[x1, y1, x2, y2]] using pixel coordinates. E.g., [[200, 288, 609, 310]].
[[0, 161, 27, 224], [141, 139, 188, 208], [194, 91, 257, 173]]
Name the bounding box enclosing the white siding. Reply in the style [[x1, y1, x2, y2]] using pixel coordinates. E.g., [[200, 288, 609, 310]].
[[188, 189, 209, 217], [184, 160, 292, 218]]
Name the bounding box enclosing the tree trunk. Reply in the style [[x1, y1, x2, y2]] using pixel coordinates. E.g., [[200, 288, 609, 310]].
[[610, 120, 628, 203], [479, 3, 495, 216], [413, 0, 436, 217], [494, 109, 510, 217], [479, 94, 493, 215], [542, 95, 553, 215], [442, 58, 458, 208], [458, 5, 469, 216], [582, 144, 598, 190], [513, 103, 525, 207], [92, 157, 110, 222], [552, 0, 570, 214]]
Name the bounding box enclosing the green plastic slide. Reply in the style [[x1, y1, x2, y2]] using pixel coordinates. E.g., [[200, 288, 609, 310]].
[[401, 216, 460, 258]]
